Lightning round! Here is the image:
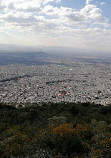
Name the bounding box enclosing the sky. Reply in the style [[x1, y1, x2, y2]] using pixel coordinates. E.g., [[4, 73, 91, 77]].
[[0, 0, 111, 54]]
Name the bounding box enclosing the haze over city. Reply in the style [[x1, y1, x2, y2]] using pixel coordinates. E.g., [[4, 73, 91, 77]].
[[1, 1, 111, 157], [0, 0, 111, 54]]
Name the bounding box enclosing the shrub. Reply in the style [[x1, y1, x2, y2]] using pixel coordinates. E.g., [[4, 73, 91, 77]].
[[51, 124, 87, 156]]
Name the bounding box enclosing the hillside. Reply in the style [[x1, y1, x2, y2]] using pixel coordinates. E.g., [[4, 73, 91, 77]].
[[0, 102, 111, 158], [0, 52, 53, 65]]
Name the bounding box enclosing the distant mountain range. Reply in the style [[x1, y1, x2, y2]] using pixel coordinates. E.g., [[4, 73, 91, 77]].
[[0, 51, 111, 66], [0, 52, 54, 65]]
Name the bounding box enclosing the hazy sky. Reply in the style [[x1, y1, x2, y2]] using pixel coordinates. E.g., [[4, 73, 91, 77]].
[[0, 0, 111, 53]]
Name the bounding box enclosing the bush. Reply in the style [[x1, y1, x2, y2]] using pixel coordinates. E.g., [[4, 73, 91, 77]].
[[40, 124, 88, 156]]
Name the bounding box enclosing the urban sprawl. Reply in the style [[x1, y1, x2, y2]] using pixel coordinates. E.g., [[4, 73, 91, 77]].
[[1, 60, 111, 106]]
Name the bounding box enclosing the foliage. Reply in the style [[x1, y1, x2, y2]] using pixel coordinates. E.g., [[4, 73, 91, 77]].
[[0, 102, 111, 157]]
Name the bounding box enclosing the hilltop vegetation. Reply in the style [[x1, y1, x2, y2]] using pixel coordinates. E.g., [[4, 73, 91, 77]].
[[0, 102, 111, 158]]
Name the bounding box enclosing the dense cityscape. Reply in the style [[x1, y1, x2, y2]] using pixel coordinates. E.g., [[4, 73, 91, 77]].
[[1, 58, 111, 106], [0, 0, 111, 157]]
